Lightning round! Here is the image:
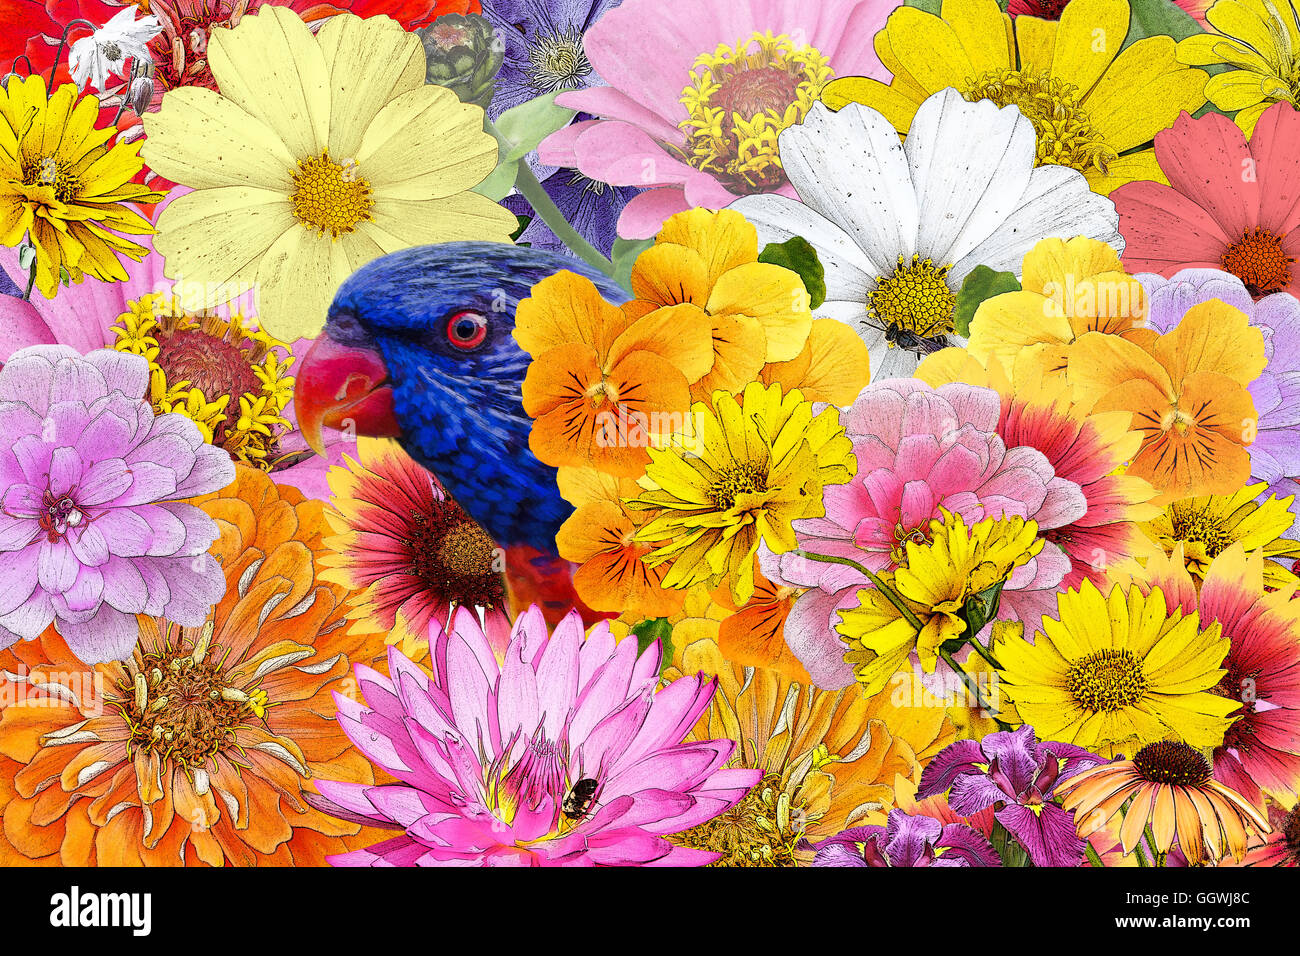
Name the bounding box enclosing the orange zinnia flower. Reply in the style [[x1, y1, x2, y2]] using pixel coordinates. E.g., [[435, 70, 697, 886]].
[[0, 468, 389, 866], [1066, 300, 1266, 503], [515, 271, 712, 477]]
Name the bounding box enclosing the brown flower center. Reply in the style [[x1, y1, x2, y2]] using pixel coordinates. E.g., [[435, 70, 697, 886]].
[[154, 327, 260, 439], [1222, 228, 1294, 296], [1066, 648, 1148, 712], [708, 460, 769, 511], [1166, 502, 1237, 559], [407, 510, 505, 608], [21, 154, 82, 204], [1133, 740, 1213, 787]]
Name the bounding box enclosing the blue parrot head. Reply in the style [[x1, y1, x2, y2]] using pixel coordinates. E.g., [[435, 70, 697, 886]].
[[294, 241, 627, 550]]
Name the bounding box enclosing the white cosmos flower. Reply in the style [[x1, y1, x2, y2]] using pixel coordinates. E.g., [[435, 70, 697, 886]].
[[729, 88, 1124, 381], [69, 7, 162, 93]]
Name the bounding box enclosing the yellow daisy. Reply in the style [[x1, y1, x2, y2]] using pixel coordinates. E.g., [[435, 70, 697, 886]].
[[625, 381, 854, 605], [836, 510, 1043, 696], [1177, 0, 1300, 134], [141, 7, 517, 341], [993, 579, 1240, 757], [1141, 483, 1300, 588], [0, 76, 164, 299], [821, 0, 1209, 194]]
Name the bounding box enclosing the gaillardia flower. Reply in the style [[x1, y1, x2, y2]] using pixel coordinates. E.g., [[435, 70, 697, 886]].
[[625, 381, 856, 606], [1060, 740, 1271, 865], [729, 90, 1122, 379], [0, 468, 390, 865], [0, 76, 165, 299], [0, 347, 233, 662], [994, 579, 1240, 757], [306, 606, 762, 865], [822, 0, 1209, 194], [141, 6, 517, 340], [320, 437, 507, 660]]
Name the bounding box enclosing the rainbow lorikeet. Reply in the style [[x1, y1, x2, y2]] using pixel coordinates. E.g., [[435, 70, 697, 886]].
[[294, 243, 628, 625]]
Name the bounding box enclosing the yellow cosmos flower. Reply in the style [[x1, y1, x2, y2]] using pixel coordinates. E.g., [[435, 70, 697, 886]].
[[993, 579, 1240, 757], [624, 208, 814, 400], [625, 381, 854, 605], [965, 236, 1148, 385], [111, 293, 295, 467], [663, 633, 957, 866], [836, 510, 1043, 696], [1141, 482, 1300, 588], [821, 0, 1209, 193], [1177, 0, 1300, 134], [0, 76, 165, 299], [141, 7, 516, 340]]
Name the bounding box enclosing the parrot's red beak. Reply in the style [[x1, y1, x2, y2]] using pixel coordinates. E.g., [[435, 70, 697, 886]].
[[294, 330, 400, 456]]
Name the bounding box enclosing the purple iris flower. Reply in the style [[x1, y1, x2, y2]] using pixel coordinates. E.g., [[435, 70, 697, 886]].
[[918, 725, 1103, 868], [806, 810, 1000, 867], [1138, 268, 1300, 535]]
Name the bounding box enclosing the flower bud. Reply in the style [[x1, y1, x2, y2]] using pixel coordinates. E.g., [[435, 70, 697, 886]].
[[415, 14, 503, 111]]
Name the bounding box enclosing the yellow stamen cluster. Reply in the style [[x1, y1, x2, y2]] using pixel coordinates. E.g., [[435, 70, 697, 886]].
[[111, 293, 295, 468], [21, 154, 82, 204], [291, 150, 375, 238], [671, 773, 805, 866], [961, 68, 1117, 174], [1066, 648, 1149, 713], [869, 254, 956, 339], [678, 31, 833, 194]]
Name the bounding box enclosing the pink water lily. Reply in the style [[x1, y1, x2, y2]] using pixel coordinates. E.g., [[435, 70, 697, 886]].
[[0, 346, 234, 662], [307, 605, 761, 866]]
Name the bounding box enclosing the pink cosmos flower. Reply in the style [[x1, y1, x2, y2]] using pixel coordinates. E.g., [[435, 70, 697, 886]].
[[763, 380, 1086, 688], [0, 346, 234, 662], [538, 0, 892, 238], [1111, 101, 1300, 300], [306, 605, 761, 865]]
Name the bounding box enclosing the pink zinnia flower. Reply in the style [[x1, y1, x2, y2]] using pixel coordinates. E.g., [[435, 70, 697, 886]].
[[306, 606, 761, 865], [538, 0, 893, 238], [1111, 101, 1300, 300], [764, 380, 1086, 688], [0, 346, 234, 662]]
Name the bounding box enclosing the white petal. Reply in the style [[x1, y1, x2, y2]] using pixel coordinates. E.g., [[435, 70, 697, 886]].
[[775, 101, 918, 273], [906, 89, 1036, 269], [950, 164, 1124, 284]]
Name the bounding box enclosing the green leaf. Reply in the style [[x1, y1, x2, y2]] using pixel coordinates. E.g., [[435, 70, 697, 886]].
[[611, 236, 653, 292], [630, 617, 674, 674], [509, 214, 532, 242], [494, 91, 577, 165], [758, 236, 827, 309], [953, 265, 1020, 337], [472, 158, 519, 202], [903, 0, 943, 14], [1122, 0, 1204, 48]]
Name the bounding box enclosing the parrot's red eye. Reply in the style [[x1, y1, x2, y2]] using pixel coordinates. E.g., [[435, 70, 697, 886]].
[[446, 310, 488, 350]]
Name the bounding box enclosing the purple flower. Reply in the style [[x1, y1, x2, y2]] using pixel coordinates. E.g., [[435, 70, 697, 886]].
[[918, 725, 1103, 867], [1138, 268, 1300, 532], [0, 346, 234, 663], [503, 167, 640, 258], [305, 605, 761, 866], [806, 810, 1000, 867]]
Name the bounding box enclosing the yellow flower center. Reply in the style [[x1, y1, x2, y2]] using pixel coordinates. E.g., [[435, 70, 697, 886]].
[[1221, 227, 1294, 295], [869, 254, 957, 344], [1160, 406, 1197, 434], [671, 774, 804, 866], [1066, 648, 1148, 712], [291, 151, 374, 238], [586, 379, 619, 407], [678, 31, 833, 194], [434, 519, 499, 578], [1166, 501, 1237, 559], [960, 68, 1116, 174], [116, 625, 270, 770], [21, 154, 82, 204], [708, 460, 769, 511]]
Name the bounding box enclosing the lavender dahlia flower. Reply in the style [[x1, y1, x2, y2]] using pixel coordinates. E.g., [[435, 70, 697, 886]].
[[918, 725, 1103, 868], [0, 347, 233, 663], [806, 810, 999, 867], [308, 606, 761, 866]]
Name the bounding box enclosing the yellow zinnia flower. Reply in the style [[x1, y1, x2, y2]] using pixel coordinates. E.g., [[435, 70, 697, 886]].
[[0, 77, 164, 299], [625, 381, 854, 605], [1177, 0, 1300, 134], [141, 7, 516, 341], [836, 510, 1043, 696], [663, 632, 957, 866], [993, 578, 1240, 757], [1141, 482, 1300, 588], [821, 0, 1209, 193]]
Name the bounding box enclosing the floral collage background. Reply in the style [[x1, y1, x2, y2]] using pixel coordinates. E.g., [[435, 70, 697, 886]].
[[0, 0, 1298, 870]]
